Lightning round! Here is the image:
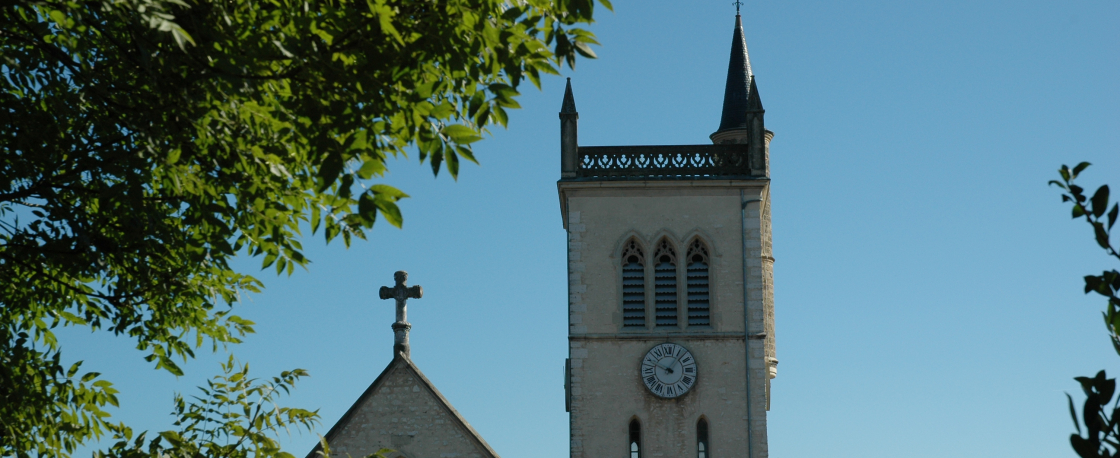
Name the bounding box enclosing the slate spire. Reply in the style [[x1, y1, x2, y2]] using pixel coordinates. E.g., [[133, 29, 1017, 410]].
[[560, 77, 579, 178], [715, 13, 754, 133], [745, 73, 763, 112], [561, 77, 577, 113]]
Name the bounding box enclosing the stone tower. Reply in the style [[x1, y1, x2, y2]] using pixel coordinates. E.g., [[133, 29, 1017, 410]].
[[559, 12, 776, 458]]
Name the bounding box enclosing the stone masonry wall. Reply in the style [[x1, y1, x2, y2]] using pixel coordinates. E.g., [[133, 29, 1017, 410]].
[[326, 362, 495, 458], [561, 181, 770, 458]]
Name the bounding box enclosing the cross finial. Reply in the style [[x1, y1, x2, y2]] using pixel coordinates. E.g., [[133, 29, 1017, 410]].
[[733, 0, 743, 13], [378, 270, 423, 358]]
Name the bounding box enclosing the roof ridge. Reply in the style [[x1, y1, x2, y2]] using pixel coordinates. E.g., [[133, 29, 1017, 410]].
[[305, 353, 501, 458]]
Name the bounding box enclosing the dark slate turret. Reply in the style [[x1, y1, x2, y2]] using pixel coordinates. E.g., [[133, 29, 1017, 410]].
[[715, 14, 753, 134], [561, 78, 577, 114], [560, 78, 579, 178], [745, 75, 763, 112]]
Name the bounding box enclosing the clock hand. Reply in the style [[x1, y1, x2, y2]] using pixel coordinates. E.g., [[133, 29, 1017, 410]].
[[656, 358, 676, 374]]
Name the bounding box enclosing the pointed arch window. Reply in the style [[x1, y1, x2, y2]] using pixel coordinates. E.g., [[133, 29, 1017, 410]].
[[629, 418, 642, 458], [653, 240, 678, 327], [686, 239, 711, 327], [621, 240, 646, 327], [697, 417, 709, 458]]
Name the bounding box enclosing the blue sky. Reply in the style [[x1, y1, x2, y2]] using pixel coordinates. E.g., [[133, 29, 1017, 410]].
[[60, 1, 1119, 457]]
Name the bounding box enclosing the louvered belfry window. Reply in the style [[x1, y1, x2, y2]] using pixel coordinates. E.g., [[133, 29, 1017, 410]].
[[686, 239, 711, 327], [653, 240, 678, 327], [621, 240, 646, 327]]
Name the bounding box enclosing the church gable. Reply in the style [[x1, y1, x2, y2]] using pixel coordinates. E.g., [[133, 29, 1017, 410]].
[[310, 354, 499, 458]]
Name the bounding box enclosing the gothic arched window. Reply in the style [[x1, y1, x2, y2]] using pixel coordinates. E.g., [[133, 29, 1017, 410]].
[[629, 418, 642, 458], [697, 417, 709, 458], [621, 240, 646, 328], [686, 239, 711, 327], [653, 240, 678, 327]]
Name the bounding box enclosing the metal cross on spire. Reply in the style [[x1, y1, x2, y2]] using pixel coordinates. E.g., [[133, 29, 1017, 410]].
[[733, 0, 743, 13], [379, 270, 423, 358]]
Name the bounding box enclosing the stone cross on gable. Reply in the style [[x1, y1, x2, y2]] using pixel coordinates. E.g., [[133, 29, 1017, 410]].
[[379, 270, 423, 358]]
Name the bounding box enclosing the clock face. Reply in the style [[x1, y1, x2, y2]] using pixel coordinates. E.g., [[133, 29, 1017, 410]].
[[640, 343, 697, 398]]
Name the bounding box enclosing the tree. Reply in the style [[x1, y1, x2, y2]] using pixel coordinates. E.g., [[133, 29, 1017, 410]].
[[1049, 163, 1120, 457], [0, 0, 609, 455], [95, 357, 329, 458]]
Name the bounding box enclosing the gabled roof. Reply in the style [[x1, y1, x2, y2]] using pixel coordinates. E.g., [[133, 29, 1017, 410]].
[[306, 353, 500, 458]]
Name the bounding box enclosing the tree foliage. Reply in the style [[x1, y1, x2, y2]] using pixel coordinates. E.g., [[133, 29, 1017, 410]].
[[1050, 163, 1120, 457], [0, 0, 608, 455], [95, 358, 335, 458]]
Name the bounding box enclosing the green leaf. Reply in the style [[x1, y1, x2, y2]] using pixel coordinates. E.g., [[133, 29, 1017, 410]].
[[166, 149, 181, 165], [441, 124, 477, 142], [358, 192, 378, 228], [1073, 161, 1092, 178], [374, 198, 403, 229], [1109, 204, 1118, 230], [156, 356, 184, 377], [456, 145, 479, 165], [59, 311, 88, 326], [574, 41, 598, 58], [1069, 393, 1082, 434], [311, 204, 322, 234], [1094, 222, 1110, 250], [159, 431, 184, 447], [369, 184, 409, 199], [1086, 275, 1104, 295], [446, 146, 461, 179], [317, 153, 345, 192], [356, 158, 385, 180], [1091, 185, 1111, 218]]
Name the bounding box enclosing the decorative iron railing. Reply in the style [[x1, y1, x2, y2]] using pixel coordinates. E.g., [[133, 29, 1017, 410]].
[[575, 144, 754, 180]]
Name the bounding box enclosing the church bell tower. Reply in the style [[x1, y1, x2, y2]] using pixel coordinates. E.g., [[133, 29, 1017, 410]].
[[558, 12, 777, 458]]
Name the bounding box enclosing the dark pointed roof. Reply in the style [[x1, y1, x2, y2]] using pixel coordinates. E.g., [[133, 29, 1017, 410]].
[[745, 74, 763, 112], [561, 77, 577, 113], [716, 14, 754, 132]]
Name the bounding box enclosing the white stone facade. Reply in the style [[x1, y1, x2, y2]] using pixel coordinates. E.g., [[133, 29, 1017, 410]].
[[559, 180, 774, 458]]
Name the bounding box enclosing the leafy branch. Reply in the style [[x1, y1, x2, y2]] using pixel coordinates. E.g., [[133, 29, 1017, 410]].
[[1051, 162, 1120, 457], [96, 357, 321, 458]]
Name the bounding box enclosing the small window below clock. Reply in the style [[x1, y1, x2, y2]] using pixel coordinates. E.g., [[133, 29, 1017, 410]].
[[629, 418, 641, 458], [697, 417, 709, 458]]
